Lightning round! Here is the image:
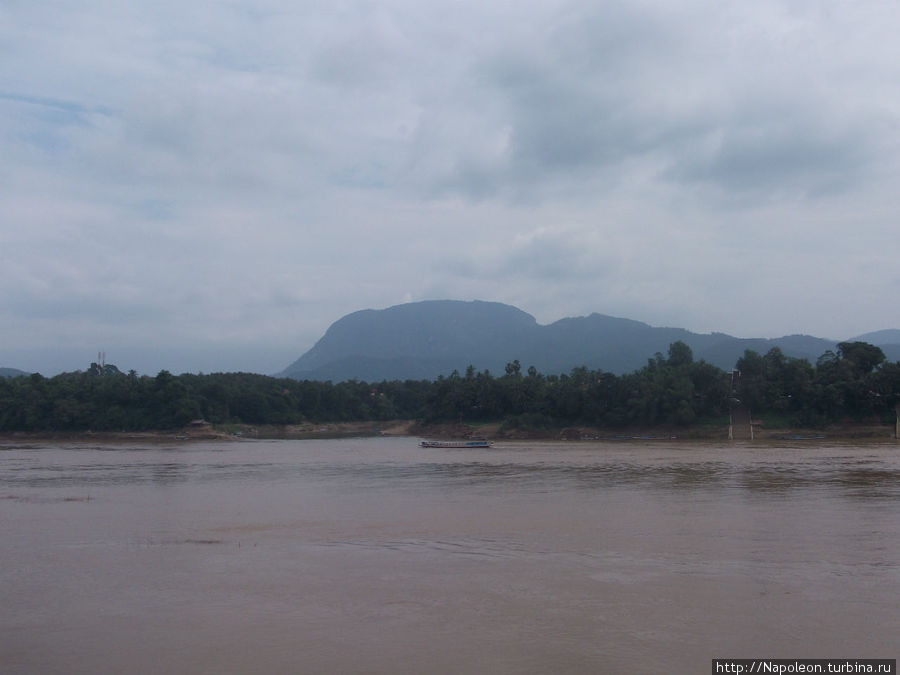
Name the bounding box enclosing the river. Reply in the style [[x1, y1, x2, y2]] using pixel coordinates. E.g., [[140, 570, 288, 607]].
[[2, 437, 898, 673]]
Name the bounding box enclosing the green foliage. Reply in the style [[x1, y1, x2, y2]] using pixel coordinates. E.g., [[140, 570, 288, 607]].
[[1, 342, 898, 432], [837, 341, 886, 375], [733, 343, 898, 426]]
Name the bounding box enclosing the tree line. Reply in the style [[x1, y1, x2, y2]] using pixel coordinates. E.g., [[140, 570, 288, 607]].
[[1, 341, 898, 432]]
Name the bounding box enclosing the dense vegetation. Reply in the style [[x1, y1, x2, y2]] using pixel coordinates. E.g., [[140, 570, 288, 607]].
[[1, 341, 898, 432]]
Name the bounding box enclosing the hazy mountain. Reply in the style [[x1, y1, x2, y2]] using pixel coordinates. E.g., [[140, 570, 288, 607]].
[[852, 329, 900, 344], [278, 300, 895, 382], [1, 367, 29, 378], [280, 301, 539, 381]]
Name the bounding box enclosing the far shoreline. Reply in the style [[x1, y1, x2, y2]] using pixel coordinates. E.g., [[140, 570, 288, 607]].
[[1, 419, 898, 445]]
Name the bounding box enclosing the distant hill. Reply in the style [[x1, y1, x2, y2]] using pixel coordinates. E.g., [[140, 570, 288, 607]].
[[852, 329, 900, 344], [1, 367, 29, 378], [280, 301, 539, 381], [278, 300, 899, 382]]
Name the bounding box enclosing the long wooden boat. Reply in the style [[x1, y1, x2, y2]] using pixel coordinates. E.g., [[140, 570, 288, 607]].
[[420, 439, 494, 448]]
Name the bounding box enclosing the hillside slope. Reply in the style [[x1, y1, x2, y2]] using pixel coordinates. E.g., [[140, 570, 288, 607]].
[[278, 300, 886, 382]]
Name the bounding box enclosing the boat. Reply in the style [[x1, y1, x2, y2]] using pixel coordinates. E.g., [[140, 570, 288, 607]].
[[420, 439, 494, 448]]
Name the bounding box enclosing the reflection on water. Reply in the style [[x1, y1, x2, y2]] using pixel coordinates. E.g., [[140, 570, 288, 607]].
[[2, 438, 899, 673]]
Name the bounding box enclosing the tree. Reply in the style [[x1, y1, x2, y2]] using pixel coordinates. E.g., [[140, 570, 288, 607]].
[[836, 342, 886, 376], [667, 341, 693, 367], [734, 350, 767, 413]]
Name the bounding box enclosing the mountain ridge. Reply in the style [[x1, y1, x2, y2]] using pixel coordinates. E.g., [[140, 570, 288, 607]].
[[279, 300, 900, 382]]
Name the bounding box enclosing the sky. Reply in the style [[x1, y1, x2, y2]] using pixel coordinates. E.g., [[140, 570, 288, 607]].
[[2, 0, 899, 376]]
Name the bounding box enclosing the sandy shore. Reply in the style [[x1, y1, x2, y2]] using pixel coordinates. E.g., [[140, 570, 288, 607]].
[[1, 419, 897, 444]]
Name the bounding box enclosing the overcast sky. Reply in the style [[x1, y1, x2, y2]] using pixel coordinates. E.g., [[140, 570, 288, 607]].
[[2, 0, 899, 375]]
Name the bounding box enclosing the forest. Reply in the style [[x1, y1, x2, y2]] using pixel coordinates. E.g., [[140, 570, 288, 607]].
[[1, 341, 899, 432]]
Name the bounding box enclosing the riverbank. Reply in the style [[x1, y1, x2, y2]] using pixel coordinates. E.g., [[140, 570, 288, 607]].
[[2, 419, 897, 444], [409, 420, 899, 442]]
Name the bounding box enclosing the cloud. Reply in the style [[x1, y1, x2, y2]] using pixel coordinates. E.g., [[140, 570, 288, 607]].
[[408, 1, 898, 203], [1, 0, 900, 375]]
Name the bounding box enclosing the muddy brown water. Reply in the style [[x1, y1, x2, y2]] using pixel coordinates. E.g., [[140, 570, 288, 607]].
[[2, 438, 898, 673]]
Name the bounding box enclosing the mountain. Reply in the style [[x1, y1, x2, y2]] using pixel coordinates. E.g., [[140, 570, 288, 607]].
[[1, 367, 29, 378], [852, 329, 900, 344], [280, 301, 539, 381], [279, 300, 897, 382]]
